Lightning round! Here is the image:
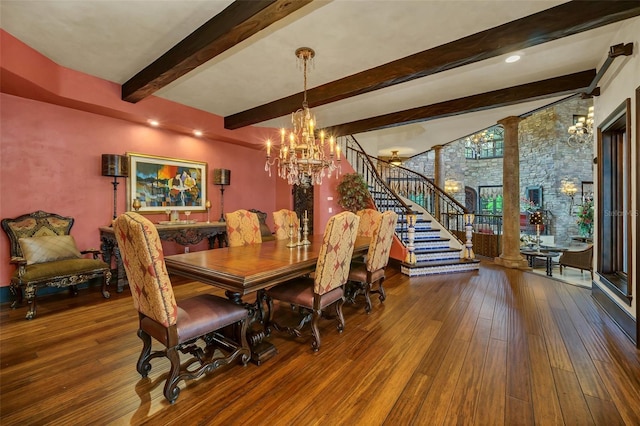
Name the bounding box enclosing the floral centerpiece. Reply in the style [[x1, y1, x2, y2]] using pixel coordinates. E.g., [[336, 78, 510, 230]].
[[576, 199, 594, 237]]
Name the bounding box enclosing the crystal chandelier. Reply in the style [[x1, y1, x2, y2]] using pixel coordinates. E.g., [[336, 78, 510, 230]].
[[265, 47, 340, 186], [464, 129, 494, 159], [567, 106, 594, 147]]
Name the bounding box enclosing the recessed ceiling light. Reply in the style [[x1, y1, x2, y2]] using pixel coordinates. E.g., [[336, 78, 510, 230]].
[[505, 55, 521, 63], [148, 119, 159, 127], [193, 130, 203, 137]]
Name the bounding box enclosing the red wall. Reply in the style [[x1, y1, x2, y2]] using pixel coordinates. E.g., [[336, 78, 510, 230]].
[[0, 30, 289, 286]]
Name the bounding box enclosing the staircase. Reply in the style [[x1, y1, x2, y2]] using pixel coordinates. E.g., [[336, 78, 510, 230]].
[[346, 136, 479, 276]]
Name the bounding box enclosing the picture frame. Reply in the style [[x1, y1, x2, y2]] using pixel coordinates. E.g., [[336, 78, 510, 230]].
[[126, 152, 207, 213]]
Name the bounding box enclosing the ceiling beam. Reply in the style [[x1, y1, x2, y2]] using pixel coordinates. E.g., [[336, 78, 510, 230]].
[[225, 1, 640, 129], [122, 0, 313, 103], [322, 70, 596, 137]]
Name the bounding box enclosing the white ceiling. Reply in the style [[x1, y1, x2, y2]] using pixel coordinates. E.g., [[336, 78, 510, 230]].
[[0, 0, 627, 157]]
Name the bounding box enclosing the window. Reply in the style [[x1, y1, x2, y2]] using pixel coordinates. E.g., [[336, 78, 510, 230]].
[[478, 185, 503, 215], [464, 126, 504, 159], [598, 99, 632, 304]]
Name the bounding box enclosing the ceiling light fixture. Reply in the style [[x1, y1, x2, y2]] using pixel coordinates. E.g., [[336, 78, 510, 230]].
[[389, 150, 402, 166], [193, 130, 203, 137], [567, 106, 594, 147], [265, 47, 340, 186], [148, 119, 159, 127], [505, 54, 521, 63]]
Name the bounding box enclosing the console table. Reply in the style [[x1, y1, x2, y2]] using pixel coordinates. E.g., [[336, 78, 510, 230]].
[[100, 221, 227, 292]]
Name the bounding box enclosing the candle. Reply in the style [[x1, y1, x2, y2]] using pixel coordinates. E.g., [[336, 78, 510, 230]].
[[280, 128, 285, 144], [266, 139, 271, 157], [289, 132, 295, 149], [305, 210, 308, 219], [336, 143, 341, 159], [329, 136, 334, 153], [320, 130, 325, 146], [309, 118, 314, 135]]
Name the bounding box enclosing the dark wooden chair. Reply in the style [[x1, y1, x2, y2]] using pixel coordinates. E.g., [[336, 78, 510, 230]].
[[266, 211, 360, 351], [346, 211, 398, 313], [113, 212, 250, 403], [1, 210, 111, 319], [249, 208, 275, 242], [559, 244, 593, 279]]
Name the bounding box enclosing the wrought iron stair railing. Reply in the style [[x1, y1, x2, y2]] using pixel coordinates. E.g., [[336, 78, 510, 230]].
[[344, 136, 468, 236]]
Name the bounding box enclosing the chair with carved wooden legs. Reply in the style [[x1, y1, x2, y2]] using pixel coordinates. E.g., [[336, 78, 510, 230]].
[[113, 212, 250, 403], [225, 209, 262, 247], [272, 209, 299, 240], [265, 211, 360, 351], [356, 208, 382, 238], [346, 211, 398, 313]]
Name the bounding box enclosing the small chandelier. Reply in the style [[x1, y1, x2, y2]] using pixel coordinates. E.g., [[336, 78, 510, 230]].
[[265, 47, 340, 186], [464, 130, 494, 159], [567, 106, 594, 147], [560, 178, 578, 214], [389, 150, 402, 166]]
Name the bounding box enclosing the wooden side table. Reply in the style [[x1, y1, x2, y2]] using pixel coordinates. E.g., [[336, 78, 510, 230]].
[[520, 250, 559, 277]]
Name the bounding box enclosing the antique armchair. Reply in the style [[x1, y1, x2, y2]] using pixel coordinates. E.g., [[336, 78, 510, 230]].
[[225, 209, 262, 247], [1, 210, 111, 319], [266, 211, 360, 351], [346, 211, 398, 313], [113, 212, 250, 403], [272, 209, 299, 240], [559, 244, 594, 279], [356, 208, 382, 237]]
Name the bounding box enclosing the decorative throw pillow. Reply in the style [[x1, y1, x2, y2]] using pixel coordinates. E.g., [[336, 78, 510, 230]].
[[19, 235, 82, 265]]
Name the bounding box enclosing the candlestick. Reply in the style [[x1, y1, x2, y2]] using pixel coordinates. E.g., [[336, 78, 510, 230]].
[[286, 222, 297, 248], [301, 216, 311, 246]]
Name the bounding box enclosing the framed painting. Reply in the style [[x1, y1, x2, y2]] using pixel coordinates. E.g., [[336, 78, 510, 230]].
[[126, 152, 207, 213]]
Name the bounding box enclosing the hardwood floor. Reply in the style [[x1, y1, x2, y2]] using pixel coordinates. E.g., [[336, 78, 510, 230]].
[[1, 261, 639, 425]]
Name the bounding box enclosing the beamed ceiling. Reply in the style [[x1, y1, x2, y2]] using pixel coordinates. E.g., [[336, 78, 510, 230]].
[[2, 1, 640, 157]]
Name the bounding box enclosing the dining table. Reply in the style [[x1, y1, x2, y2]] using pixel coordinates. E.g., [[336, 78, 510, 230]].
[[164, 235, 371, 364]]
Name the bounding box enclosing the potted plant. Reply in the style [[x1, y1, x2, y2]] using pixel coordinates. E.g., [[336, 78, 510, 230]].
[[337, 173, 370, 212]]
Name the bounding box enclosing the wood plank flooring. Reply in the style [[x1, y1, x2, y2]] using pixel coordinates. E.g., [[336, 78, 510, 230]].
[[1, 261, 639, 425]]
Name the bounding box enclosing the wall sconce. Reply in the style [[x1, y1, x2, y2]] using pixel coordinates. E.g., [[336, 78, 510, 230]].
[[101, 154, 129, 223], [444, 179, 461, 194], [213, 169, 231, 222], [560, 178, 578, 214]]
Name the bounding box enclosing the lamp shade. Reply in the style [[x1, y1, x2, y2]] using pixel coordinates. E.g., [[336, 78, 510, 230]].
[[529, 211, 543, 225], [213, 168, 231, 186], [101, 154, 129, 177]]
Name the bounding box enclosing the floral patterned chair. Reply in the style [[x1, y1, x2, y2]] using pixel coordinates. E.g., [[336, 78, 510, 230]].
[[1, 210, 111, 319], [272, 209, 299, 240], [113, 212, 250, 403], [347, 211, 398, 313], [356, 208, 382, 237], [266, 211, 360, 351], [225, 209, 262, 247]]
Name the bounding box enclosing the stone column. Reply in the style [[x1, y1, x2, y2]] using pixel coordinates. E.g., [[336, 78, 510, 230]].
[[494, 116, 529, 269], [433, 145, 444, 221]]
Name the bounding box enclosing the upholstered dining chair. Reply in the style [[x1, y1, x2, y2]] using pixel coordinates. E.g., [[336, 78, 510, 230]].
[[356, 208, 382, 237], [266, 211, 360, 351], [113, 212, 250, 403], [272, 209, 299, 240], [347, 210, 398, 313], [225, 209, 262, 247]]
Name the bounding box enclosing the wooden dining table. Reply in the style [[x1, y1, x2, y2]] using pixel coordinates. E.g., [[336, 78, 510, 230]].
[[164, 235, 371, 364]]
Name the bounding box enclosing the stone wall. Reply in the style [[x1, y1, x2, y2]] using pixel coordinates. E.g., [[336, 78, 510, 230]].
[[402, 97, 594, 246]]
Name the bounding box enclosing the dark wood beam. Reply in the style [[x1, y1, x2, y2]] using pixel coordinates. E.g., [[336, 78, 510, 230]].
[[225, 1, 640, 129], [322, 70, 596, 137], [122, 0, 313, 103]]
